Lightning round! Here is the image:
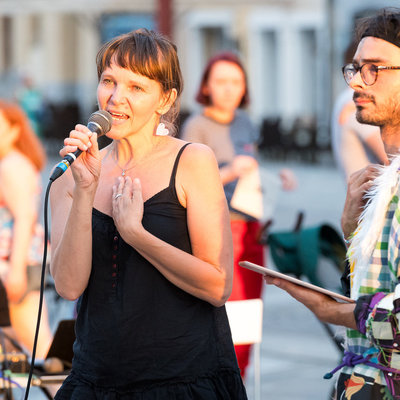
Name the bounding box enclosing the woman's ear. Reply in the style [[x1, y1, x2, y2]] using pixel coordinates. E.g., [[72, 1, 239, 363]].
[[157, 89, 178, 115]]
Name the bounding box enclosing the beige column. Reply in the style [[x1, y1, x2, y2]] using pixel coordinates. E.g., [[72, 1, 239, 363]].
[[10, 14, 32, 72]]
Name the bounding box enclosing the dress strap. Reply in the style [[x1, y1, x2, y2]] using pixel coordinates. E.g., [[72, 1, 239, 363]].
[[169, 143, 191, 188]]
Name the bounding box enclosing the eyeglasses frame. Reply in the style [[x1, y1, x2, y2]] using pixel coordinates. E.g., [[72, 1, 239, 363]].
[[342, 63, 400, 86]]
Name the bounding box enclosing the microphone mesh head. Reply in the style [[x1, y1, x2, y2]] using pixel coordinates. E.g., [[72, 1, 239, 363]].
[[88, 110, 113, 135]]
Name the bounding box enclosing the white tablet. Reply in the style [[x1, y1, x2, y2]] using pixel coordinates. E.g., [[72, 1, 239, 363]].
[[239, 261, 355, 303]]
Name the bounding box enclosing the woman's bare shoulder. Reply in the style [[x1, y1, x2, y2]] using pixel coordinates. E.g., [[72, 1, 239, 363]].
[[173, 141, 219, 189], [178, 140, 216, 165], [0, 151, 38, 180]]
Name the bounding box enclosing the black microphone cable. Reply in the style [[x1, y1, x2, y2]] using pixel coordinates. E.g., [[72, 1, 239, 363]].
[[23, 180, 51, 400]]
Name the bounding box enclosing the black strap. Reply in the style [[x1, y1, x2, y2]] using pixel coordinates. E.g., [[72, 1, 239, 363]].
[[169, 143, 191, 188]]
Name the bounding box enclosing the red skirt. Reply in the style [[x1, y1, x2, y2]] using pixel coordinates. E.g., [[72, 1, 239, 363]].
[[229, 219, 264, 377]]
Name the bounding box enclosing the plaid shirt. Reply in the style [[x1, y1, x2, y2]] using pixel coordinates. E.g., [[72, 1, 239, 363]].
[[343, 191, 400, 384]]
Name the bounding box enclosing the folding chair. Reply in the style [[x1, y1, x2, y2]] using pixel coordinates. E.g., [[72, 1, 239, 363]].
[[225, 299, 263, 400]]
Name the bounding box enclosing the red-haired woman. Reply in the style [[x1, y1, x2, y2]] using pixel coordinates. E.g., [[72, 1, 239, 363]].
[[0, 100, 52, 358], [182, 52, 297, 378]]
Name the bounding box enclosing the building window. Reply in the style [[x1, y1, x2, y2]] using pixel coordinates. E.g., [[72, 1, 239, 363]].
[[261, 30, 278, 116], [298, 28, 317, 116], [2, 16, 11, 71], [100, 13, 155, 43], [30, 15, 41, 46], [199, 27, 235, 66]]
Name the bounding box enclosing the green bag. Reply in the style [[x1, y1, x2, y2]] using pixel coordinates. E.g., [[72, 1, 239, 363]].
[[266, 224, 347, 288]]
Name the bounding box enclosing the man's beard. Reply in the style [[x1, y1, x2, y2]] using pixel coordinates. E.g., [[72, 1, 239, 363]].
[[353, 90, 400, 127], [355, 99, 400, 127], [353, 92, 379, 125], [355, 107, 381, 126]]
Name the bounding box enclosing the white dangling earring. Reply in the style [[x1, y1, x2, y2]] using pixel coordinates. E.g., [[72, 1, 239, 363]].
[[155, 122, 169, 136]]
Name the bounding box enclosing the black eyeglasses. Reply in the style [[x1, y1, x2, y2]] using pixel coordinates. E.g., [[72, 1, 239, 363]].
[[342, 63, 400, 86]]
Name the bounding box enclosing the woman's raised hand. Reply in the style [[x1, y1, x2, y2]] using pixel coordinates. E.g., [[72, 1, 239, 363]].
[[60, 124, 101, 188], [112, 176, 145, 242]]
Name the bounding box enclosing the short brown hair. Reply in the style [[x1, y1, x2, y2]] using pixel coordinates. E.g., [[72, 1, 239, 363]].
[[195, 52, 249, 107], [0, 100, 46, 171], [96, 29, 183, 135]]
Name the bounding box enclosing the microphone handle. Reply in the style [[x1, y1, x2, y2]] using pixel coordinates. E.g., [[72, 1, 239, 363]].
[[49, 118, 110, 182], [49, 120, 104, 182], [49, 148, 83, 182], [63, 148, 83, 166]]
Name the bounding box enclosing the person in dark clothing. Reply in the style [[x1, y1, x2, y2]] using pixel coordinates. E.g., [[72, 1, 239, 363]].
[[50, 29, 247, 399]]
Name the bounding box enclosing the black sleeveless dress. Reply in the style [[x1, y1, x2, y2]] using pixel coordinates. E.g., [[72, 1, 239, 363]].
[[55, 144, 247, 399]]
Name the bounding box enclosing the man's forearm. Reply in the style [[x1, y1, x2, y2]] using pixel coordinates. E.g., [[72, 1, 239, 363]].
[[275, 278, 358, 330], [313, 299, 357, 329]]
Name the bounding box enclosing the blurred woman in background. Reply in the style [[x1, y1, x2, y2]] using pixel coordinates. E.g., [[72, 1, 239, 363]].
[[182, 52, 297, 378], [0, 100, 52, 358]]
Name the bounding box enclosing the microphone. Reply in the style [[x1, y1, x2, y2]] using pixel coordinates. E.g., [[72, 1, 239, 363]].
[[49, 110, 113, 181]]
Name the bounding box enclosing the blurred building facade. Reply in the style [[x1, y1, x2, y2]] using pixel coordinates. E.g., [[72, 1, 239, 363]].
[[0, 0, 399, 147]]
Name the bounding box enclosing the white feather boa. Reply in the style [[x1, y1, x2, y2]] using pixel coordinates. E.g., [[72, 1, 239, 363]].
[[349, 155, 400, 300]]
